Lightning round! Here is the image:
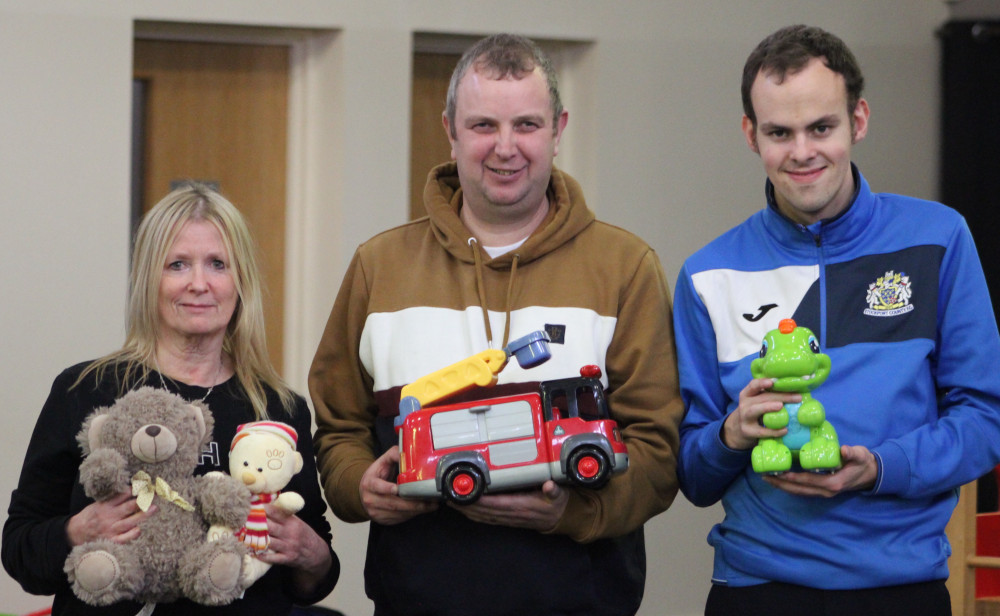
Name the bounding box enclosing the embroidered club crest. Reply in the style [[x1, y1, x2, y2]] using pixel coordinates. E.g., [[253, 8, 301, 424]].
[[864, 270, 914, 317]]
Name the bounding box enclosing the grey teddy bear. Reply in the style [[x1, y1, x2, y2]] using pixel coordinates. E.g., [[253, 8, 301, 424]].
[[65, 386, 253, 606]]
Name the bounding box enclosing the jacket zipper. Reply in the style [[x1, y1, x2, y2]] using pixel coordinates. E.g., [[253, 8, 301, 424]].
[[814, 230, 827, 347]]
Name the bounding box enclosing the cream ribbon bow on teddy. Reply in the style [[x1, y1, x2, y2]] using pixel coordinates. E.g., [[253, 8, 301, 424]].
[[132, 470, 195, 512]]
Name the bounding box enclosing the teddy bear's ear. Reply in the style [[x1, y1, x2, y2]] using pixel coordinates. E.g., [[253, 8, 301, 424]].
[[188, 404, 207, 440], [87, 413, 109, 454], [293, 451, 304, 474]]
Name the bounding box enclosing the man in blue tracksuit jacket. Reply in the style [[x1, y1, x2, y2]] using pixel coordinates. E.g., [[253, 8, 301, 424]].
[[674, 25, 1000, 616]]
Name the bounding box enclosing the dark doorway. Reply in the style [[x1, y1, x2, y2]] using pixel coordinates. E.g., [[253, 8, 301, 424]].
[[939, 20, 1000, 327]]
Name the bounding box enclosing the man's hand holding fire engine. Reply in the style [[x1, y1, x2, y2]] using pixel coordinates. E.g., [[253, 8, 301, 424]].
[[361, 448, 567, 530], [360, 446, 438, 525], [453, 480, 568, 532]]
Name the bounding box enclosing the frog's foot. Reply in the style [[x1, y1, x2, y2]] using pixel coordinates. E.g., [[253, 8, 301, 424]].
[[752, 439, 792, 474], [799, 435, 841, 473]]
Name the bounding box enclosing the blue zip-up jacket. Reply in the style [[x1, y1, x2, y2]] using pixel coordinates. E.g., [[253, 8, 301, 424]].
[[674, 167, 1000, 589]]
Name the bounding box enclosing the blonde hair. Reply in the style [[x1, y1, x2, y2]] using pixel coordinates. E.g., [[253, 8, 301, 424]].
[[78, 183, 295, 418]]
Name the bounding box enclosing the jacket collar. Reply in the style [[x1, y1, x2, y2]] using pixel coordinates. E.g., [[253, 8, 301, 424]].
[[761, 164, 875, 252]]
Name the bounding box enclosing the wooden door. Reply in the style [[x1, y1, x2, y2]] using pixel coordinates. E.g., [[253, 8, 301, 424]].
[[410, 52, 458, 220], [133, 39, 289, 372]]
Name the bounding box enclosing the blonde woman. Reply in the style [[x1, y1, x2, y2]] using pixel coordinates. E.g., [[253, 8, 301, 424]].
[[3, 184, 339, 615]]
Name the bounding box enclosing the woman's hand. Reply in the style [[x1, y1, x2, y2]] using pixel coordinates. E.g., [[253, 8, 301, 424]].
[[65, 492, 156, 546], [256, 505, 334, 595]]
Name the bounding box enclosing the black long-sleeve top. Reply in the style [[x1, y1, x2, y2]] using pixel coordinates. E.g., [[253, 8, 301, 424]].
[[2, 361, 340, 615]]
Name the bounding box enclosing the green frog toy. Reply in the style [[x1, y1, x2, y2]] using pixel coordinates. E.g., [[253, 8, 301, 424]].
[[750, 318, 841, 474]]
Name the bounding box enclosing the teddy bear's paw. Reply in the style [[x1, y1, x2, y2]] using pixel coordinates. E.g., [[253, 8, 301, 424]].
[[276, 491, 305, 514], [76, 550, 120, 592], [207, 523, 235, 542], [66, 548, 138, 606], [240, 553, 272, 587], [208, 551, 242, 591], [178, 538, 249, 605]]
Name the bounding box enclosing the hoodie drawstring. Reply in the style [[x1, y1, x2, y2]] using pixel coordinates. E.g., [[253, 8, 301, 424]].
[[503, 254, 520, 349], [469, 238, 495, 346], [468, 237, 519, 350]]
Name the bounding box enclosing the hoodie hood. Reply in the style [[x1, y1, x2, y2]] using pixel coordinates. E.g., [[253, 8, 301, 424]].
[[423, 161, 596, 267]]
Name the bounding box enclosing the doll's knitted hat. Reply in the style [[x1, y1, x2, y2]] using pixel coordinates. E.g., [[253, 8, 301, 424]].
[[231, 421, 298, 451]]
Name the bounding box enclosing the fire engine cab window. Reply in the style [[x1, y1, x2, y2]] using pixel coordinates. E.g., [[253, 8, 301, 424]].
[[430, 400, 534, 450], [549, 386, 603, 421], [576, 386, 601, 421]]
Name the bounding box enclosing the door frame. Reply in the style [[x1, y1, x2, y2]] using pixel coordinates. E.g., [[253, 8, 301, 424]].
[[134, 21, 340, 391]]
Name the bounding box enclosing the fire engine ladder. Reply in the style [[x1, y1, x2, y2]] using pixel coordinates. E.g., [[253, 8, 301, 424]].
[[395, 330, 551, 426]]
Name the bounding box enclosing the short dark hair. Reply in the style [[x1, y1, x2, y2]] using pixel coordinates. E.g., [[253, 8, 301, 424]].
[[741, 25, 865, 126], [445, 33, 563, 138]]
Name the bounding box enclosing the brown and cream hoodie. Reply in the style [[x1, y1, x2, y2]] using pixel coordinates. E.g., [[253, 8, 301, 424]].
[[309, 162, 683, 615]]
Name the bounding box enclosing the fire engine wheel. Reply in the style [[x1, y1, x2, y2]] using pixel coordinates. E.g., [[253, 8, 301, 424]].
[[567, 446, 611, 489], [442, 464, 485, 505]]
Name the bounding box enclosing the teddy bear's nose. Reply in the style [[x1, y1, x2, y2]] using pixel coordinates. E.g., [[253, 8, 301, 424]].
[[145, 425, 161, 437]]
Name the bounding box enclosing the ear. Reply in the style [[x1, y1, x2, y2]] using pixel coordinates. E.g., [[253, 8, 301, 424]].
[[293, 451, 304, 474], [442, 112, 457, 160], [552, 109, 569, 157], [851, 98, 870, 145], [88, 414, 109, 453], [188, 404, 207, 440], [742, 115, 759, 154]]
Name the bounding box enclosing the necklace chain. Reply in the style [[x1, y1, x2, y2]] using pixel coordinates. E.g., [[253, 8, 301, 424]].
[[153, 354, 224, 403]]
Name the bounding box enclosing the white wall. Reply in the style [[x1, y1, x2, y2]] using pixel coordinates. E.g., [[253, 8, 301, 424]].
[[0, 2, 956, 614]]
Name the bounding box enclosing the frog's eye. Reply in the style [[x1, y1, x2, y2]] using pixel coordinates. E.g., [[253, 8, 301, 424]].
[[759, 339, 768, 358], [808, 335, 820, 353]]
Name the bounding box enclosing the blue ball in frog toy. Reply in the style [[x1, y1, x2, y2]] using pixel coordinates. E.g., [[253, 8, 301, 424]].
[[750, 318, 841, 474]]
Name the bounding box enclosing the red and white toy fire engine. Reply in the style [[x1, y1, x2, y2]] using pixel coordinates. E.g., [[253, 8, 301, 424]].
[[394, 331, 629, 504]]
